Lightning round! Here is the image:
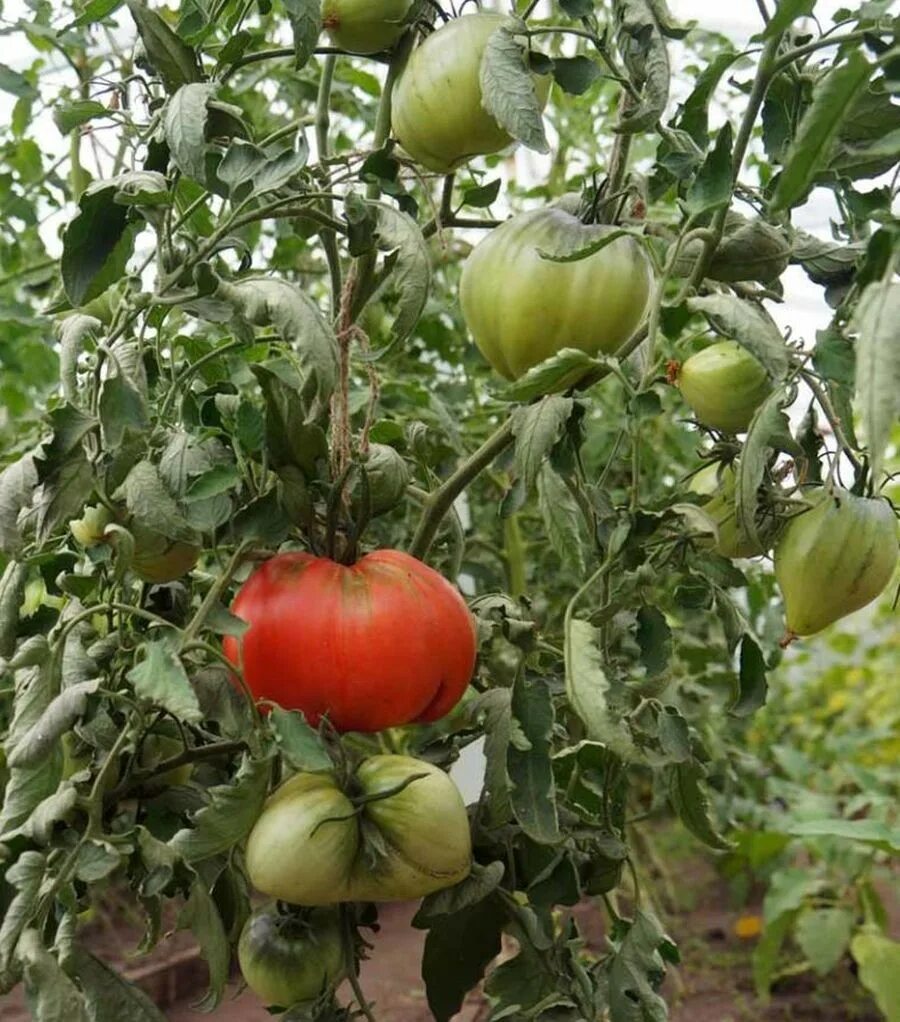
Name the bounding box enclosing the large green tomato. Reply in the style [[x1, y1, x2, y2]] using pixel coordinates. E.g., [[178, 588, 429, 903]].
[[238, 902, 344, 1008], [460, 208, 652, 379], [392, 13, 552, 173], [321, 0, 413, 55], [130, 523, 200, 584], [676, 341, 771, 433], [245, 755, 471, 905], [689, 463, 767, 559], [775, 488, 898, 636]]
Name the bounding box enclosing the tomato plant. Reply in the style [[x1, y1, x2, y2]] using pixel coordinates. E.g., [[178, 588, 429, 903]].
[[0, 2, 898, 1021], [223, 550, 476, 732]]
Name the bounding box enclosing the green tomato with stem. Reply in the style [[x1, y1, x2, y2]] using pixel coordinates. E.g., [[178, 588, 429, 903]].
[[676, 341, 772, 434], [321, 0, 414, 54]]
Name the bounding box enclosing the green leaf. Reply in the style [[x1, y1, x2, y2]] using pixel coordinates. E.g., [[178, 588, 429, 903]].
[[269, 709, 333, 773], [19, 929, 91, 1022], [126, 0, 202, 93], [169, 754, 271, 863], [480, 21, 549, 154], [0, 851, 45, 979], [686, 122, 734, 215], [851, 928, 900, 1022], [635, 605, 671, 678], [667, 759, 732, 850], [61, 178, 138, 306], [763, 866, 821, 924], [538, 464, 586, 575], [792, 230, 864, 289], [364, 202, 432, 348], [114, 460, 196, 543], [614, 0, 672, 133], [795, 908, 854, 976], [783, 818, 900, 853], [565, 619, 635, 759], [184, 464, 241, 501], [74, 948, 167, 1022], [176, 877, 229, 1011], [53, 99, 110, 135], [164, 82, 215, 183], [851, 280, 900, 481], [508, 673, 559, 845], [0, 660, 63, 840], [770, 51, 873, 212], [511, 395, 573, 494], [284, 0, 322, 70], [0, 561, 26, 659], [754, 910, 796, 998], [607, 910, 670, 1022], [461, 179, 501, 209], [128, 640, 202, 722], [552, 55, 601, 95], [735, 386, 804, 550], [422, 898, 505, 1022], [755, 0, 815, 41], [218, 278, 337, 419], [0, 453, 38, 555], [0, 63, 38, 100], [7, 680, 100, 769], [686, 293, 789, 380], [413, 862, 506, 928], [732, 635, 767, 717], [499, 348, 603, 402], [677, 49, 741, 144], [99, 363, 149, 449], [71, 0, 125, 26]]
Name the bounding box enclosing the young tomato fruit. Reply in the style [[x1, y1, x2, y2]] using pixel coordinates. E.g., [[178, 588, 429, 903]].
[[321, 0, 413, 55], [775, 488, 898, 636], [238, 902, 344, 1008], [460, 208, 652, 379], [689, 462, 768, 559], [676, 341, 772, 434], [392, 13, 551, 173], [223, 550, 476, 732], [246, 755, 472, 905]]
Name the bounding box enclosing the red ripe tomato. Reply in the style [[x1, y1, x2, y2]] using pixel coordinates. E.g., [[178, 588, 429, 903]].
[[223, 550, 476, 732]]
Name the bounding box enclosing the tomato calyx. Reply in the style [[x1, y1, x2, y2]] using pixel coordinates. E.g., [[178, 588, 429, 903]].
[[309, 769, 430, 838]]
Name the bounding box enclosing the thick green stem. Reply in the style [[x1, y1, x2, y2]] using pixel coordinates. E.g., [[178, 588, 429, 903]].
[[503, 515, 527, 598], [315, 54, 343, 315], [408, 419, 515, 560]]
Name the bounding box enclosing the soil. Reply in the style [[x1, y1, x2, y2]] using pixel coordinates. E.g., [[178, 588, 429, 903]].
[[2, 831, 890, 1022]]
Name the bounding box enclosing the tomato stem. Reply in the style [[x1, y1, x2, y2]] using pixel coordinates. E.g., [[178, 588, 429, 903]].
[[340, 905, 378, 1022]]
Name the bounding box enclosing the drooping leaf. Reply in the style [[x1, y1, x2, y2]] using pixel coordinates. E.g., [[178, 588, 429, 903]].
[[127, 0, 202, 93], [508, 673, 559, 844], [421, 897, 505, 1022], [127, 639, 202, 722], [413, 862, 506, 928], [686, 122, 734, 215], [269, 709, 333, 773], [538, 464, 586, 575], [796, 908, 855, 977], [284, 0, 322, 70], [169, 754, 272, 862], [480, 21, 549, 154], [511, 395, 574, 494], [732, 635, 767, 717], [614, 0, 673, 133], [667, 759, 732, 850], [607, 910, 670, 1022], [18, 929, 91, 1022], [74, 948, 168, 1022], [163, 82, 215, 183], [176, 877, 229, 1011], [851, 280, 900, 481], [686, 293, 789, 380], [770, 51, 873, 212]]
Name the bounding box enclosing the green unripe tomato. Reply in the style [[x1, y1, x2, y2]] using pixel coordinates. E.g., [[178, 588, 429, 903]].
[[775, 488, 898, 637], [70, 505, 113, 548], [689, 463, 767, 559], [238, 903, 344, 1008], [392, 13, 552, 173], [321, 0, 414, 54], [460, 208, 652, 379], [130, 523, 200, 584], [676, 341, 772, 433]]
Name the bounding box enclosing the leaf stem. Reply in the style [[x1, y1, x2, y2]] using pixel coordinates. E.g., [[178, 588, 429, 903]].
[[341, 905, 378, 1022]]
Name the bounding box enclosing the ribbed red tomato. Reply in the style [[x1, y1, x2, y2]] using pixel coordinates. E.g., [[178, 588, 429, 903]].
[[223, 550, 476, 732]]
